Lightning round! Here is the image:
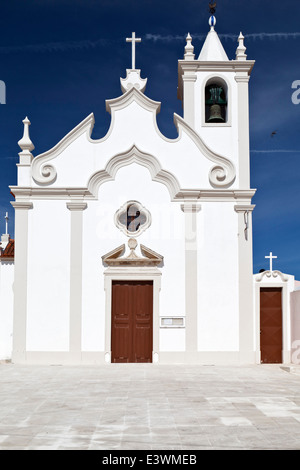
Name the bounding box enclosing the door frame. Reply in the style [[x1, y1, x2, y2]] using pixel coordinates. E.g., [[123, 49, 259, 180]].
[[111, 280, 154, 363], [104, 267, 161, 363], [259, 287, 283, 364], [255, 280, 290, 364]]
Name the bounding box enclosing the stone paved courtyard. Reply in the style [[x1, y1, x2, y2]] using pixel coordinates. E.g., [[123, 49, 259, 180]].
[[0, 363, 300, 450]]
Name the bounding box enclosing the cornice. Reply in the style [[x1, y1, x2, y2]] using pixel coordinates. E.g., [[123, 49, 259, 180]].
[[235, 76, 250, 83], [0, 258, 14, 263], [234, 204, 256, 213], [9, 186, 93, 200], [104, 266, 162, 276], [31, 113, 95, 186], [178, 60, 255, 99], [9, 185, 256, 203], [175, 189, 256, 202], [66, 202, 87, 211], [180, 203, 201, 213], [10, 201, 33, 210], [178, 60, 255, 74]]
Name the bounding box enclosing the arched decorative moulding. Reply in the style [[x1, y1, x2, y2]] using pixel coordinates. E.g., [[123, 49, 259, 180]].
[[32, 113, 95, 185], [173, 113, 236, 187], [105, 86, 161, 115], [87, 145, 181, 200], [255, 270, 289, 283]]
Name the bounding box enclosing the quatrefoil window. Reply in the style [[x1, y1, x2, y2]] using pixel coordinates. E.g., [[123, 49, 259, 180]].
[[114, 201, 151, 237]]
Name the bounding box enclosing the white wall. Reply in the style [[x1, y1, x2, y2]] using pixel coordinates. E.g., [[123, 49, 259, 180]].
[[291, 290, 300, 364], [197, 202, 239, 351], [26, 201, 70, 351], [81, 163, 186, 352], [194, 71, 239, 188], [0, 261, 14, 359]]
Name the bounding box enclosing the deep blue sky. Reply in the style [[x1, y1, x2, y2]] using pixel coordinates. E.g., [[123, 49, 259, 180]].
[[0, 0, 299, 277]]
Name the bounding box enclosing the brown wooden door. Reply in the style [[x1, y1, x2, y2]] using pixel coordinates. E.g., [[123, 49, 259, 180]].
[[260, 288, 283, 363], [111, 281, 153, 363]]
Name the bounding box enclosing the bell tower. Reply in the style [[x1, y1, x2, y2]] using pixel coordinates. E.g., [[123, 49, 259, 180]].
[[177, 4, 257, 363], [177, 8, 255, 189]]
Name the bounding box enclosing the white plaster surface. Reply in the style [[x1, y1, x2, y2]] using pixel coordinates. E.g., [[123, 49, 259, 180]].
[[8, 28, 256, 364], [0, 262, 14, 359], [198, 203, 239, 351], [26, 201, 70, 351]]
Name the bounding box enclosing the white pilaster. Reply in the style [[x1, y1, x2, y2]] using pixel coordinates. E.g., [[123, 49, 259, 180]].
[[181, 203, 201, 354], [235, 73, 251, 188], [67, 202, 87, 358], [235, 204, 255, 362], [182, 73, 197, 128], [11, 201, 33, 363]]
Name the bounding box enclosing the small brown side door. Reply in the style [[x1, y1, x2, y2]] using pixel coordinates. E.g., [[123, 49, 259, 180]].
[[260, 287, 283, 363], [111, 281, 153, 363]]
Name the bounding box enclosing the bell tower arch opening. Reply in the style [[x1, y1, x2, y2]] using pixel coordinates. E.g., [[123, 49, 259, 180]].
[[205, 77, 228, 124]]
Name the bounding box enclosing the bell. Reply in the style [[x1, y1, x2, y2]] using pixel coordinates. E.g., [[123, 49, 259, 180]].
[[207, 104, 224, 123]]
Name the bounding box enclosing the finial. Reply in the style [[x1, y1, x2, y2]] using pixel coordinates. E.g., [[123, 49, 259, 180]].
[[18, 117, 35, 156], [208, 2, 217, 30], [236, 32, 247, 61], [209, 15, 216, 31], [209, 1, 217, 14], [128, 238, 138, 252], [184, 33, 195, 60]]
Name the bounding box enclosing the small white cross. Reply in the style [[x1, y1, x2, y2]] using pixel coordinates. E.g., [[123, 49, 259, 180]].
[[126, 32, 141, 70], [265, 251, 277, 272], [5, 212, 8, 235]]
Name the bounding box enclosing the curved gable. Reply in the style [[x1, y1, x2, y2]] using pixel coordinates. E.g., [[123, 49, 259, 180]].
[[30, 87, 236, 191]]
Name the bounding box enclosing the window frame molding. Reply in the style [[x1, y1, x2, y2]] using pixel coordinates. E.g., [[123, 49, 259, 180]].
[[114, 200, 152, 237]]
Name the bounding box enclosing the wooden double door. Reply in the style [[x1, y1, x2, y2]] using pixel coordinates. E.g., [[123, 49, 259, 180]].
[[111, 280, 153, 363], [260, 287, 283, 364]]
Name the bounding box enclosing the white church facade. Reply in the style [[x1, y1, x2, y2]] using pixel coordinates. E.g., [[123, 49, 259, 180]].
[[1, 17, 300, 365]]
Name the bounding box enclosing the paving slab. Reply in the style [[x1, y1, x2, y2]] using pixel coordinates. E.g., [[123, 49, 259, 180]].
[[0, 363, 300, 450]]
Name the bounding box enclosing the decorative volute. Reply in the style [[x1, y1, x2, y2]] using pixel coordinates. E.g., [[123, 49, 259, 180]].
[[236, 32, 247, 61], [18, 117, 34, 164], [184, 33, 195, 60]]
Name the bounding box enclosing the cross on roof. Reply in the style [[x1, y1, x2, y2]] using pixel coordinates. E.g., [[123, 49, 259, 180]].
[[265, 252, 277, 272], [5, 212, 8, 235], [126, 32, 141, 70]]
